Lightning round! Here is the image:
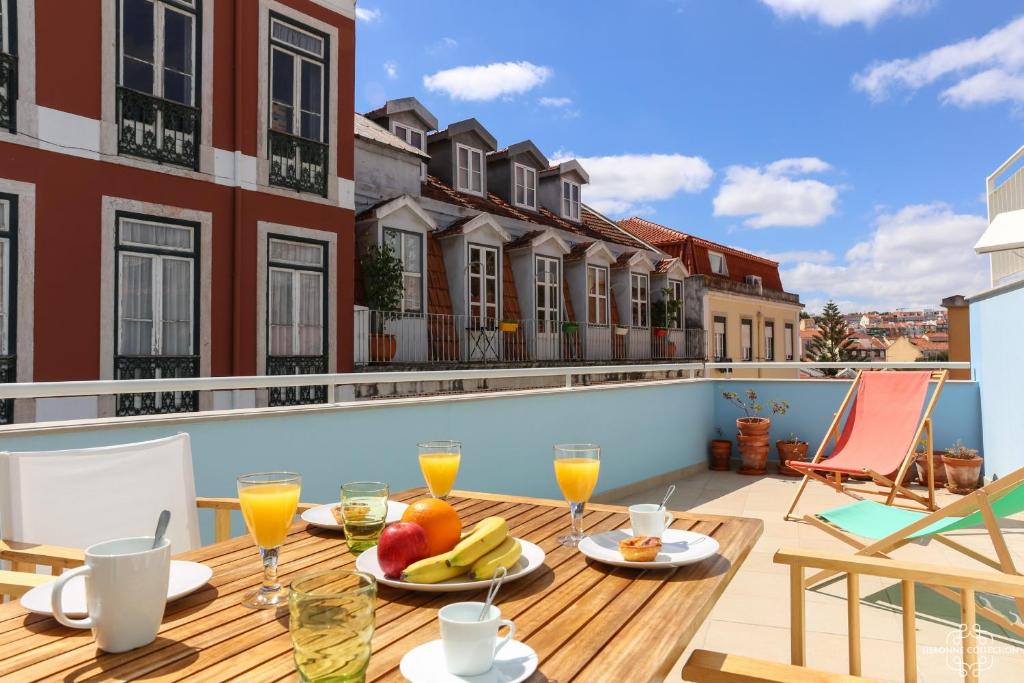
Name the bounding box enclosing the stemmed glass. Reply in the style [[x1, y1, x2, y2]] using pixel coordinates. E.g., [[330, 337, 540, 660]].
[[237, 471, 302, 608], [553, 444, 601, 547], [418, 440, 461, 500]]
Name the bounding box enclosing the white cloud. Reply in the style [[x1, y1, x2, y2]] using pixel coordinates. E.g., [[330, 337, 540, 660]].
[[550, 152, 713, 217], [760, 249, 836, 265], [355, 7, 381, 22], [427, 37, 458, 54], [713, 157, 840, 228], [781, 203, 989, 310], [759, 0, 932, 27], [383, 61, 398, 80], [423, 62, 551, 101], [853, 17, 1024, 108], [539, 96, 573, 108]]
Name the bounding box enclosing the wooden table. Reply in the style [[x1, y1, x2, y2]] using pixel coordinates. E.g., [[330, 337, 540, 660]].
[[0, 489, 762, 682]]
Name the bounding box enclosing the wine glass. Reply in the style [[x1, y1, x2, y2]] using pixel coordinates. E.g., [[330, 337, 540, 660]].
[[418, 440, 461, 500], [237, 471, 302, 608], [553, 444, 601, 547]]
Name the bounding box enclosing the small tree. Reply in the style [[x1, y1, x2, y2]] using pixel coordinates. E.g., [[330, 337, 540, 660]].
[[360, 244, 404, 334], [805, 300, 857, 376], [651, 287, 681, 329], [721, 388, 790, 421]]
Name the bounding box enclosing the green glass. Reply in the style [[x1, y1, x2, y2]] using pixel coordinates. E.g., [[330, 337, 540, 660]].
[[289, 569, 376, 683], [341, 482, 389, 554]]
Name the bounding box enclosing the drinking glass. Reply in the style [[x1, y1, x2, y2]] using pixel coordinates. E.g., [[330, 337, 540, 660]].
[[341, 482, 389, 554], [237, 471, 302, 609], [289, 569, 377, 683], [553, 444, 601, 547], [418, 440, 461, 500]]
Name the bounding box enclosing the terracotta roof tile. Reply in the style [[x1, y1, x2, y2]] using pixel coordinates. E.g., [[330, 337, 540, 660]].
[[504, 230, 544, 250]]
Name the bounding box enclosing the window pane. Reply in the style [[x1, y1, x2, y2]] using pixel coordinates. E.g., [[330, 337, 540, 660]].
[[119, 254, 154, 355], [269, 239, 323, 266], [269, 269, 293, 355], [410, 130, 422, 149], [404, 274, 422, 312], [123, 57, 155, 94], [471, 169, 482, 192], [161, 258, 193, 354], [271, 50, 295, 133], [162, 71, 191, 105], [123, 0, 154, 62], [403, 233, 422, 273], [272, 20, 324, 57], [297, 272, 323, 355], [163, 9, 193, 94], [300, 112, 321, 141], [485, 248, 496, 275], [526, 187, 535, 207], [300, 61, 323, 115], [121, 219, 193, 250]]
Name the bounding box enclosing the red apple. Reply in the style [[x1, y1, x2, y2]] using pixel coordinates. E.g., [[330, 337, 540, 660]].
[[377, 522, 429, 578]]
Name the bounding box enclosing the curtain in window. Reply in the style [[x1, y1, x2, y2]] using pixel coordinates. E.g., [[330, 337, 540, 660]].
[[161, 258, 192, 354], [272, 21, 324, 56], [270, 239, 322, 266], [122, 219, 192, 250], [297, 272, 323, 355], [269, 269, 293, 355], [119, 254, 154, 355]]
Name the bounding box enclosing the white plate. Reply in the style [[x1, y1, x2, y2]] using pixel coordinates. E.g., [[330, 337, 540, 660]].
[[400, 639, 538, 683], [301, 500, 409, 531], [578, 528, 719, 569], [355, 539, 545, 593], [20, 560, 214, 617]]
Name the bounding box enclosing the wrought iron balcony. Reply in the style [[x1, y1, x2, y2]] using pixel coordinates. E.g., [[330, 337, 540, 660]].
[[267, 355, 328, 406], [117, 86, 200, 170], [0, 52, 16, 133], [114, 354, 199, 417], [268, 129, 328, 197], [0, 354, 15, 424]]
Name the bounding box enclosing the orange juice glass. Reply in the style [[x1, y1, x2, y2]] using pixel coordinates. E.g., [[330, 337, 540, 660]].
[[418, 441, 461, 500], [238, 472, 302, 608], [553, 444, 600, 547]]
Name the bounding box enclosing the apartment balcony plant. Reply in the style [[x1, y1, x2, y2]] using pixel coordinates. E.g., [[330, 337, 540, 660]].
[[913, 438, 947, 487], [561, 321, 579, 334], [776, 432, 808, 477], [709, 428, 732, 471], [360, 245, 405, 363], [942, 441, 983, 494], [722, 389, 789, 475]]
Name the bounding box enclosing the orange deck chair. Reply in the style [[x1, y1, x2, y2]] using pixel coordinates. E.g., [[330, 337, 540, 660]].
[[783, 370, 948, 521]]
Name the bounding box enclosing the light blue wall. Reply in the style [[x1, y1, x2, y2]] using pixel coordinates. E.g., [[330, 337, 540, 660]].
[[710, 380, 982, 465], [970, 282, 1024, 477]]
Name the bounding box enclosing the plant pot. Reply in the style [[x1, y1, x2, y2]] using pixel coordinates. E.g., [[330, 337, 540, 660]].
[[736, 417, 771, 475], [369, 334, 397, 363], [653, 327, 668, 338], [614, 325, 629, 336], [776, 440, 809, 477], [498, 321, 519, 333], [561, 322, 579, 334], [942, 455, 983, 494], [913, 451, 948, 488], [709, 439, 732, 471]]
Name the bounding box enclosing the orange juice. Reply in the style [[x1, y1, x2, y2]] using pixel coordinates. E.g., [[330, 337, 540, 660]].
[[419, 452, 461, 498], [554, 458, 600, 503], [239, 482, 301, 548]]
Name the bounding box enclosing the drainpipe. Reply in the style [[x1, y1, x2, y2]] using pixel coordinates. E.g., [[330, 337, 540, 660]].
[[756, 311, 763, 379], [231, 0, 245, 376]]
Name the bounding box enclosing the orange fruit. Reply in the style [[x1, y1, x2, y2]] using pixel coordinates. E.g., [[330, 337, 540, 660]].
[[400, 498, 462, 557]]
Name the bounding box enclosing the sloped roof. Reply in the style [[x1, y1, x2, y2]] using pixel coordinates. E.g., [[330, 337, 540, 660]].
[[354, 113, 429, 159]]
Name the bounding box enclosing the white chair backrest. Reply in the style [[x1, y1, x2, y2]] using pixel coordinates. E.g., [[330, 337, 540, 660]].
[[0, 433, 201, 553]]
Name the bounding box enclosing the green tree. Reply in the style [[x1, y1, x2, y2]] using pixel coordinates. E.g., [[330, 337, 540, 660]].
[[360, 244, 404, 333], [805, 301, 857, 376]]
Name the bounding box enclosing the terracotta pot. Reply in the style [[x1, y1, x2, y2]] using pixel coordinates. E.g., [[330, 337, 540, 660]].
[[942, 455, 983, 494], [776, 440, 809, 477], [709, 439, 732, 471], [653, 327, 668, 338], [666, 341, 677, 358], [913, 451, 948, 487], [369, 334, 397, 363], [736, 418, 771, 475]]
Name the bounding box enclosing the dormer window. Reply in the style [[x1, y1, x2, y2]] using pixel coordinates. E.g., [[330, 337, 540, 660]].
[[393, 122, 426, 180], [456, 143, 484, 195], [514, 163, 537, 210], [561, 180, 580, 221], [709, 251, 728, 276]]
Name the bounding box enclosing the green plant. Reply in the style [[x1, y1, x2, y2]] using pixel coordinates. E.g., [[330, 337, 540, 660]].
[[651, 287, 681, 329], [721, 388, 790, 420], [360, 244, 405, 333], [944, 440, 979, 461], [804, 301, 857, 376]]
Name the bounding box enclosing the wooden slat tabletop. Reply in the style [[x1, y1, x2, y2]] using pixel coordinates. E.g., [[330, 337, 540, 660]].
[[0, 489, 762, 682]]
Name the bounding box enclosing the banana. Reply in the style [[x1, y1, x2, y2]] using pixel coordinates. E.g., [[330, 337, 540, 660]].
[[400, 550, 470, 584], [446, 517, 510, 567], [468, 537, 522, 580]]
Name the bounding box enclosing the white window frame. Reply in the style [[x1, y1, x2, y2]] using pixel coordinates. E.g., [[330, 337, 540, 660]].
[[267, 266, 324, 356], [383, 227, 423, 314], [392, 122, 426, 180], [587, 265, 608, 326], [668, 279, 683, 330], [535, 255, 560, 330], [765, 320, 775, 361], [0, 0, 11, 54], [514, 163, 537, 210], [561, 179, 581, 221], [708, 251, 728, 276], [467, 243, 499, 323], [118, 0, 198, 104], [456, 143, 484, 196], [741, 318, 753, 362], [0, 198, 10, 356], [630, 272, 649, 328], [270, 18, 326, 142], [785, 322, 794, 361], [713, 315, 727, 361]]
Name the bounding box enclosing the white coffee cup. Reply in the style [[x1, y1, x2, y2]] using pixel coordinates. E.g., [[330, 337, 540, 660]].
[[51, 536, 171, 653], [438, 601, 516, 676], [629, 503, 674, 538]]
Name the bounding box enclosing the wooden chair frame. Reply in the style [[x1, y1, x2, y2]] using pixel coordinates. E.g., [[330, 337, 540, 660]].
[[784, 370, 948, 522]]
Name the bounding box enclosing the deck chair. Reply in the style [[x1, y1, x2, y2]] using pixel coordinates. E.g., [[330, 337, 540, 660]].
[[784, 370, 948, 521], [801, 466, 1024, 637]]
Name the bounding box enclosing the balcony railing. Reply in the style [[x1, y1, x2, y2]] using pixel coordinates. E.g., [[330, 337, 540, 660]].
[[354, 310, 707, 366], [268, 129, 328, 197], [266, 355, 327, 407], [114, 354, 199, 417], [117, 87, 200, 170], [0, 52, 16, 132], [0, 354, 15, 424]]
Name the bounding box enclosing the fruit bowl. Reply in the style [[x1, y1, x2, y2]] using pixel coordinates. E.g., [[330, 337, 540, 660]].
[[355, 538, 546, 593]]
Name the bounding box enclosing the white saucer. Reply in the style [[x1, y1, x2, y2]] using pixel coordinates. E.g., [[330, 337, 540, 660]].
[[578, 528, 720, 569], [20, 560, 213, 617], [301, 500, 409, 531], [399, 639, 538, 683]]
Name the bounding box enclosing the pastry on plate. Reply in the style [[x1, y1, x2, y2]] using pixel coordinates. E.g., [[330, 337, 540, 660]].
[[331, 504, 344, 525], [618, 535, 662, 562]]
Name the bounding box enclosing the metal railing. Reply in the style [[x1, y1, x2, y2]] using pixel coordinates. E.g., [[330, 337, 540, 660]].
[[266, 355, 327, 407], [114, 354, 199, 417], [268, 129, 328, 196], [0, 354, 14, 424], [354, 310, 706, 365], [0, 52, 16, 132], [117, 87, 200, 170]]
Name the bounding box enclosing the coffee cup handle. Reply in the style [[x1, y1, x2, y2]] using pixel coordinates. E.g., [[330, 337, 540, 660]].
[[51, 565, 95, 629], [494, 619, 516, 656], [663, 509, 673, 529]]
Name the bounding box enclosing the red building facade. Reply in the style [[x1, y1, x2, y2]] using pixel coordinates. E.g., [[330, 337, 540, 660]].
[[0, 0, 355, 420]]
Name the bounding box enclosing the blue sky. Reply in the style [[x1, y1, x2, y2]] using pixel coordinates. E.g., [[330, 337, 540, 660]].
[[353, 1, 1024, 313]]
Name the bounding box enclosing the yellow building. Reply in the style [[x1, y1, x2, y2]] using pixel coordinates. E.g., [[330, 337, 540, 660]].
[[884, 336, 924, 363]]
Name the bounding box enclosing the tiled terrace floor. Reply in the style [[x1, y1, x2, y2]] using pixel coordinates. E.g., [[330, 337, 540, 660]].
[[610, 470, 1024, 682]]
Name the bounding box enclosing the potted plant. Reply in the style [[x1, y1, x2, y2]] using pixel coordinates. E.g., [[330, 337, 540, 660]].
[[499, 318, 519, 333], [709, 427, 732, 471], [561, 321, 579, 334], [942, 441, 983, 494], [776, 432, 808, 477], [360, 244, 404, 363], [913, 437, 947, 487], [651, 288, 681, 337], [722, 389, 789, 475], [614, 325, 629, 336]]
